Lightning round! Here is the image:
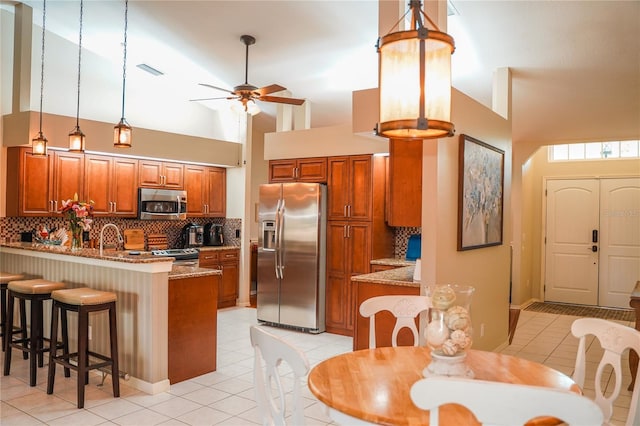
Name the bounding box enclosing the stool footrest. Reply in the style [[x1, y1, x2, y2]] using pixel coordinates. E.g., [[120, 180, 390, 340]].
[[52, 351, 117, 373]]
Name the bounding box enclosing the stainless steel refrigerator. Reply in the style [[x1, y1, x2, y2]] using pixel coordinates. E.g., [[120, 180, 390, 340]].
[[257, 182, 326, 333]]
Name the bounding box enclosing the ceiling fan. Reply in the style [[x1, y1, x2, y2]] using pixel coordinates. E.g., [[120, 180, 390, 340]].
[[191, 35, 305, 114]]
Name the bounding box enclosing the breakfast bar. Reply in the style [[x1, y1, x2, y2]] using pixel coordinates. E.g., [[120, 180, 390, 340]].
[[0, 243, 221, 394]]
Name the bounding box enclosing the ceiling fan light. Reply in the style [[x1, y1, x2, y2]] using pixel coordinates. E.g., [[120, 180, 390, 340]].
[[377, 1, 455, 139], [246, 100, 260, 116], [114, 118, 132, 148]]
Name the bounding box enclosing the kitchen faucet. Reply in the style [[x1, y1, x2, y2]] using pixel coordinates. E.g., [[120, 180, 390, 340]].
[[99, 223, 124, 256]]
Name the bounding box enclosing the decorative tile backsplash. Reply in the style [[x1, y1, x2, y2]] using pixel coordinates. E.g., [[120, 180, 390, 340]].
[[394, 227, 422, 259], [0, 216, 242, 249], [2, 215, 413, 258]]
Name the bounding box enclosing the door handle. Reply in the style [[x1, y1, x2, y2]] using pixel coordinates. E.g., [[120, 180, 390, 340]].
[[592, 245, 598, 252], [592, 229, 598, 243]]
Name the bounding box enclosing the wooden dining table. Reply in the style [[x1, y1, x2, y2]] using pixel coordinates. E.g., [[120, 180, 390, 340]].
[[308, 346, 581, 426]]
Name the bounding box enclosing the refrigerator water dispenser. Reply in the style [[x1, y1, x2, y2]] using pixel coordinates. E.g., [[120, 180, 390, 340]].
[[262, 221, 276, 250]]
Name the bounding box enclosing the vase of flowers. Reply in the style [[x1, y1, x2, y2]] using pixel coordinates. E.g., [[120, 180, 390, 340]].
[[60, 193, 94, 250]]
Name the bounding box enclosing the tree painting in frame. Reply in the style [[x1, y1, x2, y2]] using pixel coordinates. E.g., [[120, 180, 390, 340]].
[[457, 134, 504, 251]]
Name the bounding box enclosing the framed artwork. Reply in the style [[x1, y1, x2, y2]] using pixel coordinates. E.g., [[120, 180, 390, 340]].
[[457, 134, 505, 251]]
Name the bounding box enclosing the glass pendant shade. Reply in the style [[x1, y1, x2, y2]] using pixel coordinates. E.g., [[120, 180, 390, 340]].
[[68, 126, 85, 152], [114, 118, 132, 148], [377, 7, 455, 139], [31, 132, 48, 155]]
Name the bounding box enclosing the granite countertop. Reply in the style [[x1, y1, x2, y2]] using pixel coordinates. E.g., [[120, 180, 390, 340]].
[[198, 246, 240, 252], [351, 265, 418, 288], [0, 242, 171, 264], [370, 258, 416, 267], [169, 265, 222, 280]]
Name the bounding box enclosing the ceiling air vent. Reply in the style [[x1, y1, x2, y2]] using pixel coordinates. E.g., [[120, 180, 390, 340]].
[[136, 63, 164, 76]]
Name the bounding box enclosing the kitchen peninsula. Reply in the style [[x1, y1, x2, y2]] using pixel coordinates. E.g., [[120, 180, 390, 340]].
[[0, 242, 221, 394]]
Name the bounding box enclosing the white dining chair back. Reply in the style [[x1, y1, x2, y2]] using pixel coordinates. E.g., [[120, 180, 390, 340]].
[[359, 295, 431, 349], [571, 317, 640, 425], [410, 376, 604, 426], [250, 325, 310, 426]]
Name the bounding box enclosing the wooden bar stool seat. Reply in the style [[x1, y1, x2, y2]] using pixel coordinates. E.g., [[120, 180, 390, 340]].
[[47, 287, 120, 409], [0, 272, 26, 354], [3, 279, 66, 386]]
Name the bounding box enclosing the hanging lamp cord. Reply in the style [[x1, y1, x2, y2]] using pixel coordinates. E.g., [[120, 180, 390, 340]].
[[120, 0, 128, 120], [75, 0, 83, 128], [38, 0, 46, 133]]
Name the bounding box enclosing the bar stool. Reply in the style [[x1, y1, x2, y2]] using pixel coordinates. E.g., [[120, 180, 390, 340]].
[[3, 279, 66, 386], [0, 272, 26, 354], [47, 287, 119, 409]]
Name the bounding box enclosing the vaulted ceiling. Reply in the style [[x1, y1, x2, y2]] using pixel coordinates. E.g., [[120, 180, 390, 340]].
[[9, 0, 640, 145]]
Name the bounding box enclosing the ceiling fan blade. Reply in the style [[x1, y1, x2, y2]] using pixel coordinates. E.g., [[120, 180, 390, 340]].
[[198, 83, 234, 94], [190, 96, 236, 102], [259, 95, 306, 106], [256, 84, 287, 96]]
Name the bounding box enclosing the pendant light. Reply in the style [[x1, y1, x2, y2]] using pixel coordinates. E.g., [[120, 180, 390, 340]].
[[377, 0, 455, 139], [113, 0, 132, 148], [31, 0, 48, 156], [68, 0, 86, 152]]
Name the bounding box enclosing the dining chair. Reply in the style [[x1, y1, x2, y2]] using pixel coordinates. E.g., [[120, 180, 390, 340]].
[[410, 376, 604, 426], [359, 295, 431, 349], [571, 317, 640, 425], [249, 325, 310, 426]]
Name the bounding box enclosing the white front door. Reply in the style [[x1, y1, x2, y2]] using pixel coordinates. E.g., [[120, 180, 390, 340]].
[[598, 178, 640, 307], [544, 179, 599, 305], [544, 178, 640, 307]]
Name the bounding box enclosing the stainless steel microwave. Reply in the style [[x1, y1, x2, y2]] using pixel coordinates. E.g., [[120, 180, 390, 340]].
[[138, 188, 187, 220]]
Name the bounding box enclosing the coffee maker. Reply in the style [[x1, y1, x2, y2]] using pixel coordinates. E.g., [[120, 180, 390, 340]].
[[181, 223, 204, 248], [204, 223, 224, 246]]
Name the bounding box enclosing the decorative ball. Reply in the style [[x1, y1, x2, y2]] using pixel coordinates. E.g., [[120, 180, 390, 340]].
[[450, 329, 471, 349], [426, 320, 450, 348], [445, 306, 471, 331], [432, 285, 457, 310], [441, 339, 459, 356]]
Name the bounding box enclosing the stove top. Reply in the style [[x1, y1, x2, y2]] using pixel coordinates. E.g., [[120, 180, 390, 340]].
[[151, 248, 200, 260]]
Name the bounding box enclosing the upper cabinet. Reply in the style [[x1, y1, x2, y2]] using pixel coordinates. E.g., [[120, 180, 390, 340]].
[[84, 154, 138, 217], [139, 160, 184, 189], [184, 165, 226, 217], [327, 155, 373, 221], [269, 157, 327, 183], [6, 147, 83, 216], [386, 139, 422, 227]]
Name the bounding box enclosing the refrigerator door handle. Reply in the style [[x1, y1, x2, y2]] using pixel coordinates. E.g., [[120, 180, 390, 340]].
[[274, 199, 282, 279], [278, 199, 286, 279]]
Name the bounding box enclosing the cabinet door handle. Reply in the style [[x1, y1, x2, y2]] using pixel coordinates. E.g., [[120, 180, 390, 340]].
[[348, 205, 351, 217], [54, 200, 58, 212], [347, 225, 351, 238], [49, 200, 54, 212], [343, 225, 347, 238], [113, 202, 116, 212], [344, 205, 348, 217]]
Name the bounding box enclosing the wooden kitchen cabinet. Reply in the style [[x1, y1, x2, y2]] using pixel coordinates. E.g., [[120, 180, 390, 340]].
[[199, 248, 239, 308], [6, 147, 83, 216], [325, 221, 372, 334], [84, 154, 138, 217], [325, 155, 393, 336], [352, 280, 420, 351], [386, 139, 422, 227], [139, 160, 184, 189], [268, 157, 327, 183], [327, 155, 373, 221], [168, 274, 218, 383], [184, 165, 226, 217]]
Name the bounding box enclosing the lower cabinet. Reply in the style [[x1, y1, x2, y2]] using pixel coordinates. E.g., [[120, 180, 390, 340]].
[[352, 280, 420, 351], [199, 248, 239, 308], [168, 274, 218, 384], [325, 221, 372, 335]]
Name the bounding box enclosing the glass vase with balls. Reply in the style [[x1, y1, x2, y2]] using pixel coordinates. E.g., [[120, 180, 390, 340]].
[[424, 284, 475, 378]]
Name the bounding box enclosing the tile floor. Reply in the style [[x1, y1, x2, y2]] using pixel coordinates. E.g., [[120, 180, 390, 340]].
[[0, 307, 635, 425]]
